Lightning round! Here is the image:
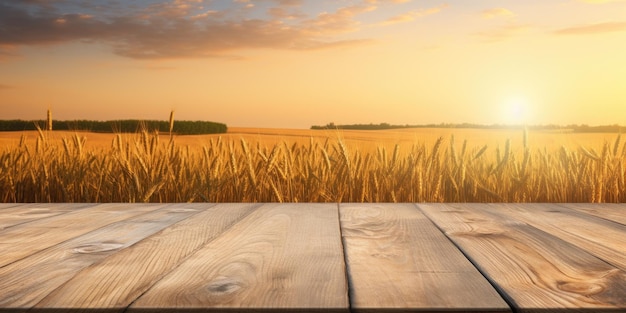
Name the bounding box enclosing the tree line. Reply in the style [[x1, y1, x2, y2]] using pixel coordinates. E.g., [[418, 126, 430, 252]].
[[311, 122, 626, 133], [0, 119, 227, 135]]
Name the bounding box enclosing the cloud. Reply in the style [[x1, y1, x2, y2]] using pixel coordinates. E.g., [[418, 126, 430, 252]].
[[0, 1, 374, 59], [0, 44, 19, 61], [380, 4, 447, 25], [0, 83, 14, 90], [577, 0, 626, 3], [266, 0, 307, 20], [475, 24, 531, 42], [303, 5, 377, 35], [267, 7, 306, 20], [554, 21, 626, 35], [191, 10, 220, 20], [272, 0, 303, 6], [0, 5, 110, 46], [366, 0, 411, 4], [481, 8, 514, 19]]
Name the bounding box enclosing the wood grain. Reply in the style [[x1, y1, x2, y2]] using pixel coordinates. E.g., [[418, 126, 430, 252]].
[[36, 203, 260, 309], [561, 203, 626, 226], [0, 203, 91, 230], [340, 203, 510, 312], [466, 203, 626, 271], [0, 204, 24, 209], [419, 203, 626, 312], [0, 203, 199, 308], [0, 203, 165, 268], [130, 203, 348, 311]]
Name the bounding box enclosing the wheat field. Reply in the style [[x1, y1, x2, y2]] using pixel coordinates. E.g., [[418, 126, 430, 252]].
[[1, 127, 624, 203]]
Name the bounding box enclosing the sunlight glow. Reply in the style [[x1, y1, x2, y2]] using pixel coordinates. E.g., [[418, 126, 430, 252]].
[[503, 97, 529, 125]]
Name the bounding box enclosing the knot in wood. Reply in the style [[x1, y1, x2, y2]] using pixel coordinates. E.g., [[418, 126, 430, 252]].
[[557, 281, 604, 296], [206, 277, 242, 295], [72, 242, 124, 254]]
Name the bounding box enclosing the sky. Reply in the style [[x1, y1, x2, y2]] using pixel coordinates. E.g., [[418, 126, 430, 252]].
[[0, 0, 625, 128]]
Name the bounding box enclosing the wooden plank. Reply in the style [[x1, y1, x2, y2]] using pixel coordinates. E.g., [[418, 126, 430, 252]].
[[129, 203, 348, 312], [0, 203, 92, 230], [35, 203, 261, 310], [340, 203, 510, 312], [0, 203, 24, 209], [0, 203, 165, 268], [0, 203, 201, 308], [465, 203, 626, 271], [419, 203, 626, 312], [561, 203, 626, 226]]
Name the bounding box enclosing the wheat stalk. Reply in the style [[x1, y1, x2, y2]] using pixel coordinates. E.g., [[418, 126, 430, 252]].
[[47, 109, 53, 131], [169, 110, 175, 138]]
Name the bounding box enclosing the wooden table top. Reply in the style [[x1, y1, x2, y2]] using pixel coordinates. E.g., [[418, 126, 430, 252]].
[[0, 203, 624, 312]]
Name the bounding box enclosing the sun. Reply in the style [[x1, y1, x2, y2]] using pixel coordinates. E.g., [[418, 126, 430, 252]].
[[502, 97, 529, 125]]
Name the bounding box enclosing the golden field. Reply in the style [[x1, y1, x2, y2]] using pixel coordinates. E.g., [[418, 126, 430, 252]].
[[0, 127, 624, 203]]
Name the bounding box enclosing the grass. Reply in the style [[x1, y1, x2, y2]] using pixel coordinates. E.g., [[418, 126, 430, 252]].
[[1, 128, 625, 203]]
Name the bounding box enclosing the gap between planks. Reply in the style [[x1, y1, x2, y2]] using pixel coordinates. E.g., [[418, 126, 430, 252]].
[[418, 203, 626, 312]]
